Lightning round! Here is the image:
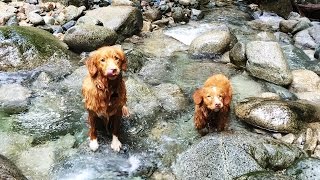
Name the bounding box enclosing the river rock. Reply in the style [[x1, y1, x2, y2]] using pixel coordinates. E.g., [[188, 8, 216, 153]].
[[236, 171, 293, 180], [64, 5, 85, 22], [0, 83, 31, 113], [235, 98, 320, 133], [246, 41, 292, 86], [0, 131, 33, 159], [289, 69, 320, 93], [152, 83, 188, 112], [189, 30, 232, 58], [27, 11, 44, 25], [229, 42, 246, 68], [294, 29, 317, 49], [264, 82, 298, 100], [315, 45, 320, 60], [291, 18, 311, 34], [309, 25, 320, 44], [138, 58, 170, 85], [172, 131, 305, 180], [0, 154, 27, 180], [63, 24, 118, 53], [279, 19, 298, 33], [83, 6, 143, 41], [0, 26, 78, 78], [286, 158, 320, 179]]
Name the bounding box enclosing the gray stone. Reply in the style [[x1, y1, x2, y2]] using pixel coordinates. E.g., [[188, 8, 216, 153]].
[[138, 58, 170, 85], [0, 154, 27, 180], [64, 5, 85, 21], [152, 83, 188, 112], [280, 20, 298, 33], [0, 83, 31, 113], [281, 133, 296, 144], [27, 12, 44, 25], [235, 98, 320, 133], [172, 7, 188, 23], [265, 82, 298, 100], [189, 30, 232, 58], [286, 158, 320, 179], [295, 92, 320, 104], [63, 25, 118, 53], [190, 9, 204, 21], [246, 41, 292, 86], [236, 171, 293, 180], [43, 15, 55, 25], [76, 16, 102, 26], [292, 18, 311, 34], [315, 45, 320, 60], [289, 69, 320, 93], [229, 42, 246, 68], [294, 29, 317, 49], [172, 131, 305, 180], [255, 31, 277, 41], [84, 6, 143, 41], [309, 25, 320, 44], [143, 8, 162, 22]]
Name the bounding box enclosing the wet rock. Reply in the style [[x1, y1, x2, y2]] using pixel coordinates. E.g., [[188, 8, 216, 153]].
[[16, 134, 76, 180], [190, 9, 204, 21], [286, 158, 320, 179], [236, 171, 293, 180], [264, 82, 297, 100], [172, 131, 305, 180], [6, 15, 18, 26], [126, 77, 160, 119], [246, 41, 292, 86], [255, 31, 276, 41], [0, 83, 31, 114], [138, 58, 169, 85], [125, 48, 148, 73], [229, 42, 246, 68], [152, 83, 188, 112], [0, 154, 27, 180], [289, 69, 320, 93], [0, 131, 33, 159], [235, 98, 320, 133], [83, 6, 143, 41], [63, 24, 118, 53], [252, 12, 284, 30], [254, 0, 293, 18], [231, 73, 266, 102], [309, 25, 320, 44], [0, 26, 78, 77], [304, 128, 317, 155], [315, 45, 320, 60], [291, 18, 311, 34], [189, 30, 232, 58], [172, 7, 189, 23]]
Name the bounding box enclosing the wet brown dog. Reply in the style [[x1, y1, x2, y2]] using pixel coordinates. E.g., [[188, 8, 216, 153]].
[[82, 46, 129, 152], [193, 74, 232, 134]]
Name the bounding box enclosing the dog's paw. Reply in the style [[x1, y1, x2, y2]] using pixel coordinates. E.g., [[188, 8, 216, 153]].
[[111, 135, 122, 152], [89, 139, 99, 151], [122, 106, 130, 117]]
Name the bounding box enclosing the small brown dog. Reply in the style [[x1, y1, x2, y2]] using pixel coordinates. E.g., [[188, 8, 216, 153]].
[[82, 46, 129, 152], [193, 74, 232, 134]]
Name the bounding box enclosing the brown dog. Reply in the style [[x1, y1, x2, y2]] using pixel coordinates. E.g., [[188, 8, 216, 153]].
[[82, 46, 129, 152], [193, 74, 232, 134]]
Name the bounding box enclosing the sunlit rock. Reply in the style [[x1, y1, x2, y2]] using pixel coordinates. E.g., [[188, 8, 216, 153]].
[[289, 69, 320, 93], [246, 41, 292, 86], [172, 131, 305, 180], [0, 131, 33, 159], [235, 98, 320, 133], [286, 158, 320, 179]]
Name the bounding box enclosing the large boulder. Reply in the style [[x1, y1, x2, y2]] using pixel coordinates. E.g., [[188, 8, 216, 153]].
[[246, 41, 292, 86], [286, 158, 320, 179], [235, 98, 320, 133], [0, 26, 78, 78], [82, 6, 143, 41], [172, 131, 305, 180], [63, 25, 118, 53]]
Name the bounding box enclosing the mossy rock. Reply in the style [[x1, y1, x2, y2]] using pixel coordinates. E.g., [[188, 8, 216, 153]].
[[0, 26, 78, 73]]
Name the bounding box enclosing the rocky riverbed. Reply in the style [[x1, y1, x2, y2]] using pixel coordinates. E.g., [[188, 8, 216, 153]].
[[1, 0, 320, 179]]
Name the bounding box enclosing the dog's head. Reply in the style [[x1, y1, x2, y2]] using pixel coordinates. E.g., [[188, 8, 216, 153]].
[[193, 86, 227, 112], [86, 46, 127, 80]]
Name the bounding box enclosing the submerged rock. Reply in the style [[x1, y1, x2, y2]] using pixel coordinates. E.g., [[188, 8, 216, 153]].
[[172, 131, 305, 180], [235, 98, 320, 133]]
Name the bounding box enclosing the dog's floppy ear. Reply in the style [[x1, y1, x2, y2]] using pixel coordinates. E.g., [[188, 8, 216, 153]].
[[193, 88, 203, 105], [86, 54, 97, 77], [223, 86, 232, 106], [115, 47, 127, 71]]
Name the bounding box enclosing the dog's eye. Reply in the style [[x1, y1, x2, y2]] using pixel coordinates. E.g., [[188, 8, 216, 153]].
[[207, 95, 211, 98], [100, 58, 105, 62]]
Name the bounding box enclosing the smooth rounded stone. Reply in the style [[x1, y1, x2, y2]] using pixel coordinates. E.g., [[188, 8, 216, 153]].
[[294, 29, 317, 49], [51, 25, 63, 34], [235, 98, 320, 133], [43, 15, 55, 25], [253, 12, 284, 30], [6, 15, 18, 26], [63, 25, 118, 53], [76, 16, 102, 26], [246, 41, 292, 86], [0, 2, 17, 14], [0, 12, 16, 26], [0, 154, 28, 180], [64, 5, 85, 21], [84, 6, 143, 40], [172, 7, 189, 23], [259, 92, 280, 99], [303, 49, 316, 61], [123, 47, 148, 73], [286, 158, 320, 179], [236, 171, 293, 180], [280, 133, 296, 144], [111, 0, 133, 6], [292, 18, 312, 34], [172, 131, 305, 180], [189, 30, 232, 58], [274, 32, 293, 45], [288, 12, 301, 20], [229, 42, 246, 68], [279, 20, 298, 33], [289, 69, 320, 93], [27, 11, 44, 25], [0, 83, 31, 113], [152, 83, 188, 112], [309, 25, 320, 44], [247, 19, 273, 31], [295, 92, 320, 104]]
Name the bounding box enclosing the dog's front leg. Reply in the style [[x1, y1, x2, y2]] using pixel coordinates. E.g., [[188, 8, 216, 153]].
[[110, 116, 122, 152], [88, 111, 99, 151]]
